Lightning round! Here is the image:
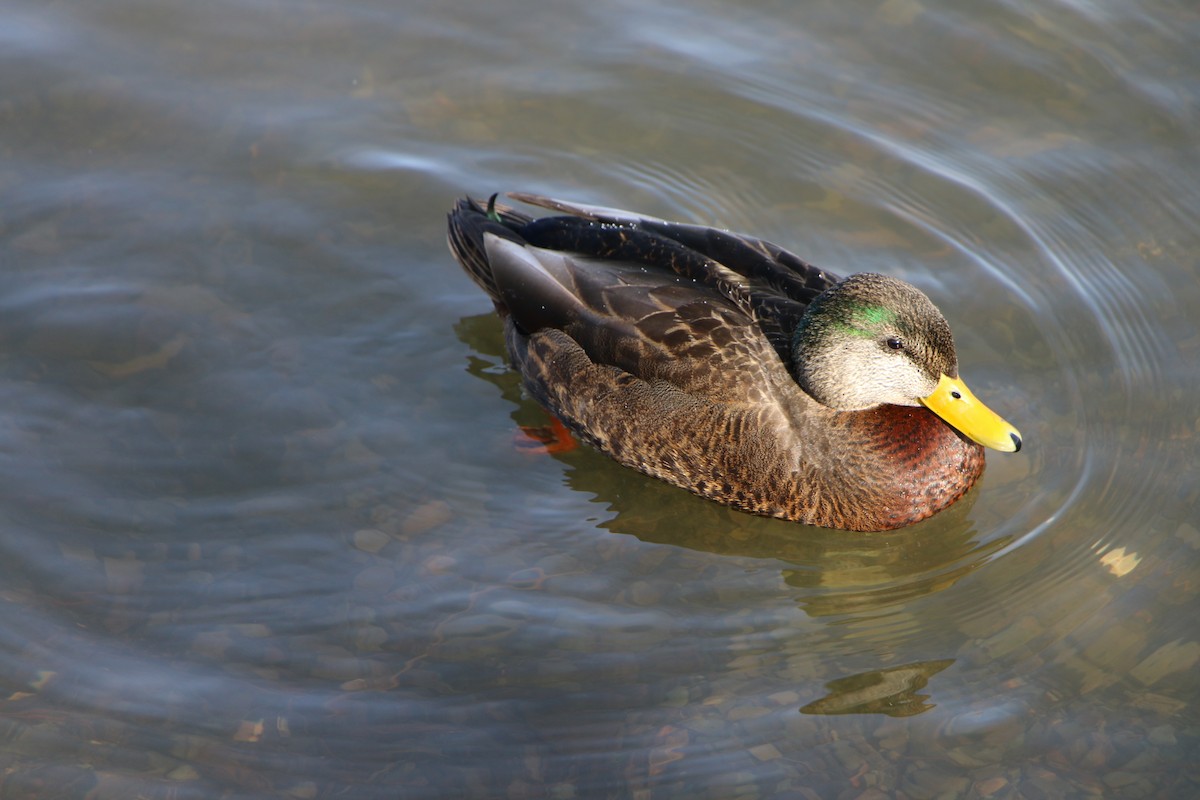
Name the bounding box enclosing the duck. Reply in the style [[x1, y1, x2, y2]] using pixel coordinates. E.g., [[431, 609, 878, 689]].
[[446, 193, 1021, 531]]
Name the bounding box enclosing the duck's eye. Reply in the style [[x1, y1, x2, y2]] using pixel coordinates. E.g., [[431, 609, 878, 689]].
[[885, 337, 904, 351]]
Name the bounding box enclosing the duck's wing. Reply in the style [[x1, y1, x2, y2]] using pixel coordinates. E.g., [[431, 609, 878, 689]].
[[507, 193, 842, 367], [487, 237, 823, 520], [482, 234, 800, 404]]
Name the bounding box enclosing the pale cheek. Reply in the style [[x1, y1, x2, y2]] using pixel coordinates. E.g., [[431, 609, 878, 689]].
[[870, 354, 933, 407]]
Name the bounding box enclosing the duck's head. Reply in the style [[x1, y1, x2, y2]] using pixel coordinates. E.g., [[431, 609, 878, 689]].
[[793, 273, 1022, 452]]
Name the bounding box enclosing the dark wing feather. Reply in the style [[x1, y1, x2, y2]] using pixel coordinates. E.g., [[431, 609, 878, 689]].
[[506, 192, 841, 298], [446, 196, 533, 304], [448, 191, 842, 377], [516, 218, 835, 367]]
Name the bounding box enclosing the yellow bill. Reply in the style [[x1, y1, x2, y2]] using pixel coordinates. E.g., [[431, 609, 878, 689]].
[[920, 374, 1022, 452]]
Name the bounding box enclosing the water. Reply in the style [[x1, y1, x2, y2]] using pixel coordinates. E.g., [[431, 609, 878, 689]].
[[1, 0, 1197, 797]]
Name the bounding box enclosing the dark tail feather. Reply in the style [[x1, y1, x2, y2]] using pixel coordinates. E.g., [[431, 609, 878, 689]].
[[446, 195, 533, 304]]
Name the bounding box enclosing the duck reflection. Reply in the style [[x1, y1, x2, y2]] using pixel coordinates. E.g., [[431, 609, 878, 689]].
[[800, 659, 955, 717]]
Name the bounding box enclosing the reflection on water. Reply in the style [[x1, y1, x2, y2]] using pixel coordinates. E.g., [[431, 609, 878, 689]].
[[1, 0, 1198, 797], [801, 660, 955, 717]]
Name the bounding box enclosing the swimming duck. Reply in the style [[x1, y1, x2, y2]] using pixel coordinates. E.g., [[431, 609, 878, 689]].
[[446, 193, 1021, 531]]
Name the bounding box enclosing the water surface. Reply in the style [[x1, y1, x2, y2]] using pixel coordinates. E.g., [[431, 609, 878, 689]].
[[1, 0, 1197, 797]]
